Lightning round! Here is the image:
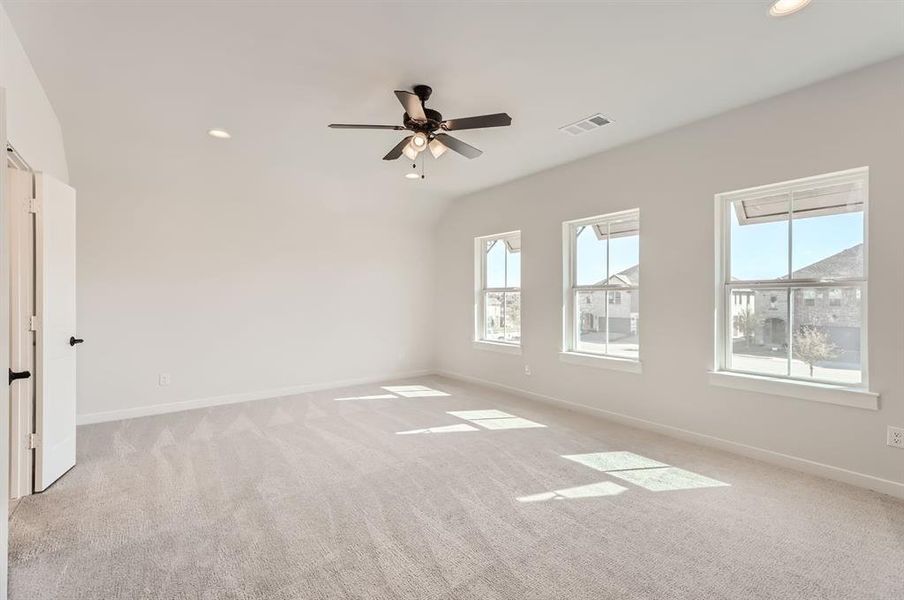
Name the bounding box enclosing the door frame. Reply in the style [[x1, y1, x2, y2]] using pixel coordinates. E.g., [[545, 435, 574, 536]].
[[1, 86, 13, 600]]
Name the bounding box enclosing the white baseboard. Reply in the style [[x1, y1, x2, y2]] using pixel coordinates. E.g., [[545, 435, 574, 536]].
[[434, 369, 904, 500], [76, 369, 433, 426]]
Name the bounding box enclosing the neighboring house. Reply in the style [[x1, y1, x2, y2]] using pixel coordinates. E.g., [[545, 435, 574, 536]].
[[484, 292, 521, 341], [731, 290, 755, 339], [733, 244, 862, 362], [579, 264, 639, 337]]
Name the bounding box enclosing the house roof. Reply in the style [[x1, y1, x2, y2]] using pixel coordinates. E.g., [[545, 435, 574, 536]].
[[790, 243, 862, 280], [595, 264, 639, 287], [601, 244, 861, 288]]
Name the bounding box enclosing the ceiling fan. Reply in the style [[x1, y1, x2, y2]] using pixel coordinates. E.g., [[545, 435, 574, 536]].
[[328, 85, 512, 161]]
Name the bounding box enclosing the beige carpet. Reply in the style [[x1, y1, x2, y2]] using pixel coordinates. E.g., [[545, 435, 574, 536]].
[[9, 376, 904, 599]]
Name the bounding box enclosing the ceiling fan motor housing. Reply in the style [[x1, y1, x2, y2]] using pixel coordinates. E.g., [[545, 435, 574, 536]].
[[412, 84, 432, 102], [404, 108, 443, 135]]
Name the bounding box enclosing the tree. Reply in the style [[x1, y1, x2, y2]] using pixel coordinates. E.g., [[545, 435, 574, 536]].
[[734, 306, 759, 348], [793, 326, 841, 377]]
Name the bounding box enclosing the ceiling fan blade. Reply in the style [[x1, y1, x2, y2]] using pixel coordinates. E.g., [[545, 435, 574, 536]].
[[329, 123, 405, 130], [434, 133, 482, 159], [442, 113, 512, 131], [428, 138, 448, 159], [383, 136, 414, 161], [394, 91, 427, 122]]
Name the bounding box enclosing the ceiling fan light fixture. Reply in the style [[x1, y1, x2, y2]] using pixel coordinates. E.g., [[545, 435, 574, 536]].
[[428, 138, 448, 159], [769, 0, 811, 16], [404, 171, 420, 180], [402, 142, 419, 161], [411, 132, 428, 148]]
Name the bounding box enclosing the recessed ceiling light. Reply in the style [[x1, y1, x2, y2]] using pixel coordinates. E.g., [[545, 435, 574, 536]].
[[207, 129, 231, 139], [404, 172, 420, 180], [769, 0, 812, 17]]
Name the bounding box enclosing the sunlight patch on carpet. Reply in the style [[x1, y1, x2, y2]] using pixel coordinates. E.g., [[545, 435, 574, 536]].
[[562, 451, 668, 472], [334, 394, 399, 401], [609, 467, 730, 491], [395, 424, 480, 435], [448, 410, 547, 430], [517, 481, 628, 503], [382, 385, 451, 398], [557, 451, 729, 493]]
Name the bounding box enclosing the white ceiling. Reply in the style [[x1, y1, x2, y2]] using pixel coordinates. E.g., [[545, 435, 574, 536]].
[[5, 0, 904, 212]]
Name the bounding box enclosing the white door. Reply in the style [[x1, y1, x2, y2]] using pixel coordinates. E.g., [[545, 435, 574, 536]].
[[7, 166, 35, 499], [34, 172, 77, 492]]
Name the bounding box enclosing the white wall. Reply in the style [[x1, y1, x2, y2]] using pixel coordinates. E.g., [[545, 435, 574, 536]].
[[0, 2, 438, 429], [433, 57, 904, 494], [0, 6, 440, 428], [0, 5, 67, 182], [76, 172, 437, 421]]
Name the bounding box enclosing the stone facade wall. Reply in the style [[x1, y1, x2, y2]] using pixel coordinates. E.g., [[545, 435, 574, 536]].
[[750, 288, 861, 350]]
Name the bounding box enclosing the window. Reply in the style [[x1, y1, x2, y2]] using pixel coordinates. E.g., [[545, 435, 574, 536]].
[[828, 289, 842, 307], [564, 210, 640, 360], [475, 232, 521, 345], [803, 289, 816, 306], [717, 168, 867, 386]]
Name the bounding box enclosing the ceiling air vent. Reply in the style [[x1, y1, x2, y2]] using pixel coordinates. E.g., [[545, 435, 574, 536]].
[[559, 114, 612, 136]]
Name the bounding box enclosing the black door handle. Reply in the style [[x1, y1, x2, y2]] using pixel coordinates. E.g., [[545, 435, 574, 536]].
[[9, 368, 31, 385], [69, 336, 84, 346]]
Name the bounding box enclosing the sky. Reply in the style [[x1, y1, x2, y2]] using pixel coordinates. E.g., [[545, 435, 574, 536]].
[[486, 228, 638, 288], [730, 205, 863, 281], [485, 240, 520, 288], [575, 226, 638, 285], [485, 207, 861, 287]]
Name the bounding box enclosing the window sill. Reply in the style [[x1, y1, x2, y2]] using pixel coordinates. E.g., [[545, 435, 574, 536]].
[[559, 352, 642, 373], [708, 370, 878, 410], [473, 340, 522, 355]]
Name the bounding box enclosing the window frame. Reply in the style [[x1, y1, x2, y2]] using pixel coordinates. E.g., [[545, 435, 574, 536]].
[[714, 167, 869, 390], [474, 231, 521, 349], [562, 209, 641, 364]]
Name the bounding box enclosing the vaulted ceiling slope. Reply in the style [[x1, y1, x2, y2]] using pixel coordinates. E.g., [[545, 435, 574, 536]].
[[5, 1, 903, 211]]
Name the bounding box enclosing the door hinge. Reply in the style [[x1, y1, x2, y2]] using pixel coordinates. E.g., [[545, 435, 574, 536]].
[[27, 433, 39, 450], [27, 198, 37, 214], [28, 315, 38, 331]]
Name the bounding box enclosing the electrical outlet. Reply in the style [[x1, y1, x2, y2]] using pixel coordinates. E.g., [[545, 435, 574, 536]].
[[158, 373, 171, 386], [888, 426, 904, 449], [523, 364, 532, 376]]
